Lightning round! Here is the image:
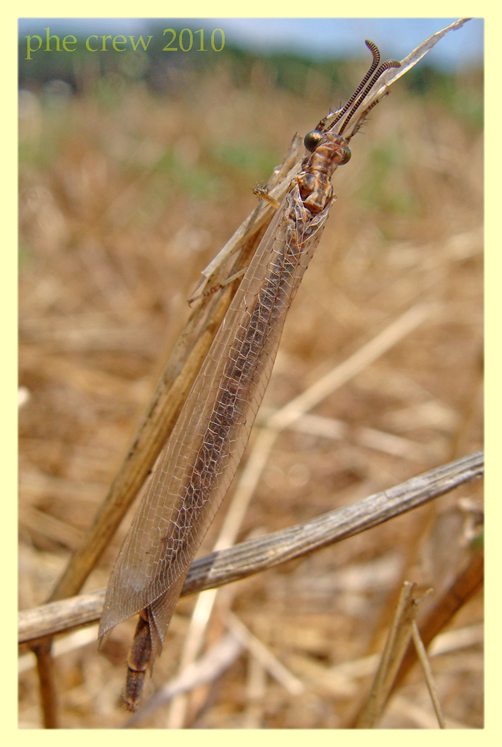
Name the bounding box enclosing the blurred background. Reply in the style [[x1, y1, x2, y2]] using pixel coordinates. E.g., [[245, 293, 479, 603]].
[[18, 18, 483, 729]]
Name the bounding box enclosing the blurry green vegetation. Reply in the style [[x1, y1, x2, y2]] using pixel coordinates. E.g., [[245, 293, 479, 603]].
[[152, 150, 223, 200], [356, 138, 418, 217], [211, 141, 280, 181], [406, 64, 483, 130], [18, 241, 32, 268], [18, 104, 71, 167]]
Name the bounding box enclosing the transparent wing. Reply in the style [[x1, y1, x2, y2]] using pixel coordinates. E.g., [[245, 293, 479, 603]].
[[99, 184, 331, 648]]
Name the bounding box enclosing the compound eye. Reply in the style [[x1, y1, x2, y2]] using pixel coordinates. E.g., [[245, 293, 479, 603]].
[[304, 130, 323, 152], [338, 144, 351, 165]]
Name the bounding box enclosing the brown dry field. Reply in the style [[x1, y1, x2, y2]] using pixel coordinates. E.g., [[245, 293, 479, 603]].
[[19, 53, 483, 729]]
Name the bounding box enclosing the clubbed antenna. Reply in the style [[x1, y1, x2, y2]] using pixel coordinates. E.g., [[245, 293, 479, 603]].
[[338, 56, 401, 135], [327, 40, 381, 130]]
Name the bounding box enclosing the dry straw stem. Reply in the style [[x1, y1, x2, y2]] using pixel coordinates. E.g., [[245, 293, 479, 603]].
[[355, 581, 427, 728], [19, 450, 483, 644], [410, 621, 446, 728], [389, 547, 484, 692], [225, 611, 304, 695], [355, 583, 456, 729], [347, 546, 483, 728], [354, 581, 450, 729]]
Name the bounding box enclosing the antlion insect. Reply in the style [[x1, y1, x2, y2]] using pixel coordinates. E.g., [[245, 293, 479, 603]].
[[98, 21, 470, 711]]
